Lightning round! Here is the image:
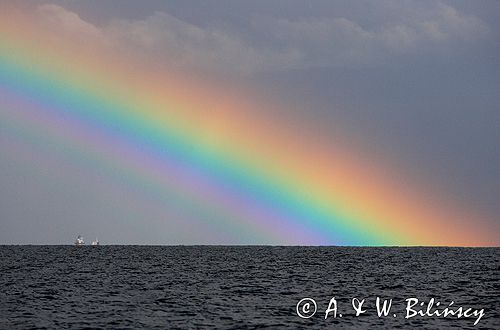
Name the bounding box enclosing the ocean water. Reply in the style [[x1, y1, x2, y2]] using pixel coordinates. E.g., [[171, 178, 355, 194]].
[[0, 246, 498, 329]]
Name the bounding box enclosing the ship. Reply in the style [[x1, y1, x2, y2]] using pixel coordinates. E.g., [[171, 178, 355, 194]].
[[75, 235, 85, 245], [91, 238, 99, 246]]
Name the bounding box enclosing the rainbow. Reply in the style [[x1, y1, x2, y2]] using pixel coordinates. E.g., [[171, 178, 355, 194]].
[[0, 6, 496, 245]]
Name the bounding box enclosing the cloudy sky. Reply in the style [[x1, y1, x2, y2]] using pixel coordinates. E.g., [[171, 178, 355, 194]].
[[1, 0, 498, 244]]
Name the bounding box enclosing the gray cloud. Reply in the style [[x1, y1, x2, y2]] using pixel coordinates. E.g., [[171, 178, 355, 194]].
[[37, 4, 103, 39], [35, 1, 490, 75], [245, 2, 490, 69], [105, 11, 293, 75]]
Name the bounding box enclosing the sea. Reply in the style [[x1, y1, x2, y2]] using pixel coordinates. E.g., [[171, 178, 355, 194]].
[[0, 246, 498, 329]]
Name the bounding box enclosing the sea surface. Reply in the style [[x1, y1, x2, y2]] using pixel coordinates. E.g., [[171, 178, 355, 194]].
[[0, 246, 498, 329]]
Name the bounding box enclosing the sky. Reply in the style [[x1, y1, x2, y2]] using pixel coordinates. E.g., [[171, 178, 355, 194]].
[[0, 0, 498, 245]]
